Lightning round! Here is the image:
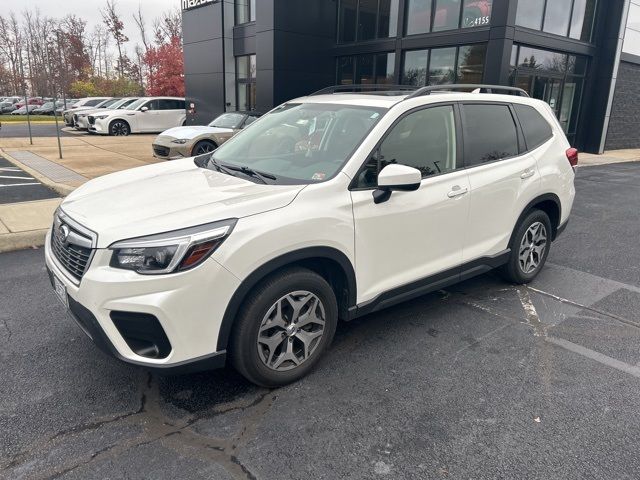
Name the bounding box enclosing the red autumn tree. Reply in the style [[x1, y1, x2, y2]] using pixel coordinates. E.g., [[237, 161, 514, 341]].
[[143, 36, 184, 96]]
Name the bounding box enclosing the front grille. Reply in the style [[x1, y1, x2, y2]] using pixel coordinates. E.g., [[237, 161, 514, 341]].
[[88, 116, 95, 125], [153, 145, 170, 157], [51, 215, 94, 281]]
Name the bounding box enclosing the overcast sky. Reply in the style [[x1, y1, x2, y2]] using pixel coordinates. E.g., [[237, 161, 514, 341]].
[[14, 0, 179, 48]]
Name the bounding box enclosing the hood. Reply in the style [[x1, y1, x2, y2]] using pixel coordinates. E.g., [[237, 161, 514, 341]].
[[61, 158, 305, 247], [159, 125, 233, 140], [74, 107, 111, 117]]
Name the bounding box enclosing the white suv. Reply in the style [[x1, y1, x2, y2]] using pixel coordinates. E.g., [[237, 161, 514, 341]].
[[45, 85, 576, 387], [88, 97, 186, 136]]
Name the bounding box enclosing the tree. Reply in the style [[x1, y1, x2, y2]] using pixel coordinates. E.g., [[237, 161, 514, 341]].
[[144, 36, 184, 96], [101, 0, 128, 77]]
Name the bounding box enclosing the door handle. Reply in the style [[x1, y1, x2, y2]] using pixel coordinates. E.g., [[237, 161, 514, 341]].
[[447, 185, 468, 198], [520, 168, 536, 179]]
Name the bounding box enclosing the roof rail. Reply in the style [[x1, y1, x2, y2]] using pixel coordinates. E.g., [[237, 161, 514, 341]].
[[405, 84, 530, 99], [310, 84, 418, 96]]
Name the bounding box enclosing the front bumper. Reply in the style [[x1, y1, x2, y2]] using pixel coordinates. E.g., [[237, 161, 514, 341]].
[[152, 138, 191, 160], [44, 229, 241, 372], [88, 119, 109, 135], [75, 116, 89, 130]]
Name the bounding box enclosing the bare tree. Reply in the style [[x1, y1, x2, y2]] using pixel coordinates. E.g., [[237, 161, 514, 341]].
[[133, 5, 151, 54], [0, 12, 24, 94], [101, 0, 128, 77], [153, 7, 182, 44]]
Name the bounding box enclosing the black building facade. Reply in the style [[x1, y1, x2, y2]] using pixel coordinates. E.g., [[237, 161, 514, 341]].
[[181, 0, 640, 153]]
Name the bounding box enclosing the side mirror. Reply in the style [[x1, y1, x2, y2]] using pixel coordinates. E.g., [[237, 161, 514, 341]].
[[140, 106, 149, 112], [373, 164, 422, 204]]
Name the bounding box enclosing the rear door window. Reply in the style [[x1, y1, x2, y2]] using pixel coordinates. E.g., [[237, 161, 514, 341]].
[[462, 103, 519, 167], [514, 104, 553, 150]]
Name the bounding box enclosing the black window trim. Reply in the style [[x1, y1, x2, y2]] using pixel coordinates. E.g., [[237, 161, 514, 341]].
[[349, 101, 464, 191], [459, 100, 526, 170]]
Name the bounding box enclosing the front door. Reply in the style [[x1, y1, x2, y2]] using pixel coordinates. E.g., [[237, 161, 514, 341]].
[[350, 104, 470, 304]]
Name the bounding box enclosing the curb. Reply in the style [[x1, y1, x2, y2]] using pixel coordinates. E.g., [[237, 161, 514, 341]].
[[0, 229, 47, 253], [0, 149, 76, 197]]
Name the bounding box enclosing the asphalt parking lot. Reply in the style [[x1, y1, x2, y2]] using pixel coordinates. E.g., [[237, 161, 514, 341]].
[[0, 122, 71, 138], [1, 162, 640, 479], [0, 156, 58, 205]]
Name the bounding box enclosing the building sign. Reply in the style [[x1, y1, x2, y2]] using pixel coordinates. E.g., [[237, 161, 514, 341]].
[[182, 0, 217, 11]]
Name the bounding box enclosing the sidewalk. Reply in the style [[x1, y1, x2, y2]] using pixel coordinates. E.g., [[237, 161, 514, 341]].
[[0, 137, 638, 253], [0, 135, 158, 252]]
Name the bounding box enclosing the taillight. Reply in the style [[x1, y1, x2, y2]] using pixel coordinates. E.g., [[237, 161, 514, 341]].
[[566, 148, 579, 168]]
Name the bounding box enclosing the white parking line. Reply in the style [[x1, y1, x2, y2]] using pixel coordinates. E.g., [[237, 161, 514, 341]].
[[0, 167, 21, 172], [0, 182, 41, 187], [0, 175, 35, 180]]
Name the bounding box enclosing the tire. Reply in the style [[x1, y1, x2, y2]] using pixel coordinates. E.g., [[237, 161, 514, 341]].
[[191, 140, 217, 156], [109, 120, 130, 136], [500, 209, 552, 284], [229, 267, 338, 387]]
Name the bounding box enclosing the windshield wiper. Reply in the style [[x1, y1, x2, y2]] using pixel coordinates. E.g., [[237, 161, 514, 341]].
[[223, 164, 276, 184]]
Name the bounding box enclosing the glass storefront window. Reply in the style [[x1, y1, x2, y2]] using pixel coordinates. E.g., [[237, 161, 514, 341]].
[[457, 44, 487, 83], [543, 0, 572, 36], [433, 0, 462, 32], [337, 52, 396, 85], [462, 0, 492, 28], [338, 0, 400, 43], [402, 50, 429, 86], [429, 47, 456, 84], [516, 0, 598, 42], [235, 0, 255, 25], [510, 44, 588, 143], [401, 44, 486, 86], [569, 0, 598, 41], [378, 0, 400, 37], [405, 0, 432, 35], [236, 55, 256, 111]]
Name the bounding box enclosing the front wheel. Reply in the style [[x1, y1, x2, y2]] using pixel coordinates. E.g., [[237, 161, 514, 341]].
[[191, 140, 216, 156], [501, 209, 552, 284], [109, 120, 130, 136], [230, 268, 338, 387]]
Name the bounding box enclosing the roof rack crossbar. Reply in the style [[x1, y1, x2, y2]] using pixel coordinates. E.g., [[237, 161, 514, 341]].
[[405, 84, 529, 99], [310, 84, 418, 96]]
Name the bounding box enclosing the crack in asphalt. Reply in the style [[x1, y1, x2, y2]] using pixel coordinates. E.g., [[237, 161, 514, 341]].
[[3, 370, 274, 480], [1, 317, 12, 342]]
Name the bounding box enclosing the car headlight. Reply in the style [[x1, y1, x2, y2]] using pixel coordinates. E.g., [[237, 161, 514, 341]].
[[109, 218, 237, 274], [171, 139, 188, 144], [95, 114, 109, 120]]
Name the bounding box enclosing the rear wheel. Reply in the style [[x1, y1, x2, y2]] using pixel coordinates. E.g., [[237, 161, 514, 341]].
[[109, 120, 130, 136], [191, 140, 217, 156], [501, 209, 552, 284], [230, 267, 338, 387]]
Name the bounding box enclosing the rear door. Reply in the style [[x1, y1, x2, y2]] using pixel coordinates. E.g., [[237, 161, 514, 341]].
[[460, 102, 541, 263], [157, 99, 185, 130]]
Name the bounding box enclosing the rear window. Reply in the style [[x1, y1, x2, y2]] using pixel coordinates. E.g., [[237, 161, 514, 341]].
[[514, 104, 553, 150], [462, 104, 519, 166]]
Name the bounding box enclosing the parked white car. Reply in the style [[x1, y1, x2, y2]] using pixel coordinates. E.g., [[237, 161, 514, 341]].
[[45, 85, 576, 387], [63, 97, 111, 126], [87, 97, 186, 136], [74, 98, 140, 130]]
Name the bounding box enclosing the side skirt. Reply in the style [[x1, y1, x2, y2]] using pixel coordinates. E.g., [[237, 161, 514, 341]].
[[347, 250, 510, 320]]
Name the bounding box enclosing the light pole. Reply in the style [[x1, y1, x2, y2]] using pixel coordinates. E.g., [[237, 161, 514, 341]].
[[18, 45, 33, 145]]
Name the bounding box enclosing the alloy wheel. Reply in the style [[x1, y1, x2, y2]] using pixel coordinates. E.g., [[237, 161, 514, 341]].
[[256, 291, 326, 371], [518, 222, 548, 274], [111, 121, 129, 136], [194, 142, 215, 155]]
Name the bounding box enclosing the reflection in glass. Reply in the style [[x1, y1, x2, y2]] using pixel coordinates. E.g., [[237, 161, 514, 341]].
[[379, 0, 400, 37], [402, 50, 428, 85], [406, 0, 432, 35], [358, 0, 379, 40], [433, 0, 462, 32], [429, 48, 456, 85], [515, 0, 545, 30], [543, 0, 572, 36], [457, 44, 486, 84], [356, 55, 375, 84], [376, 53, 396, 84], [462, 0, 493, 28], [569, 0, 598, 41], [338, 57, 355, 85], [517, 47, 567, 72], [338, 0, 358, 43]]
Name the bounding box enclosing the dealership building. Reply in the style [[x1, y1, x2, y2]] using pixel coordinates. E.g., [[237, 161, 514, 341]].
[[181, 0, 640, 153]]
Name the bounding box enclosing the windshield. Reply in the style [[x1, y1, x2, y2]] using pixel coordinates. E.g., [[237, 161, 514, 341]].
[[125, 98, 147, 111], [208, 103, 385, 184], [41, 102, 53, 108], [209, 113, 245, 129], [98, 98, 119, 108], [115, 98, 137, 109]]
